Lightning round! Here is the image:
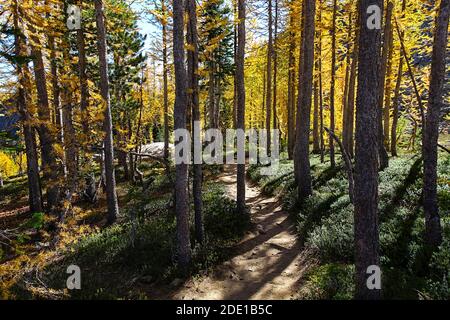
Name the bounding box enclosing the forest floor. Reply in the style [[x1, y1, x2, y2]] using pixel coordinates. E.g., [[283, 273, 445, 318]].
[[153, 165, 314, 300]]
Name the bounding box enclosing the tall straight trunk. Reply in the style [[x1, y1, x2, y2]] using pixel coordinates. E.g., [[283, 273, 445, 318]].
[[343, 4, 359, 158], [187, 0, 204, 244], [265, 0, 273, 153], [30, 30, 61, 211], [391, 0, 407, 157], [287, 7, 296, 159], [173, 0, 191, 270], [236, 0, 246, 215], [312, 72, 320, 153], [377, 1, 393, 170], [341, 11, 352, 155], [13, 1, 42, 213], [294, 0, 315, 201], [354, 0, 383, 300], [312, 6, 321, 154], [62, 3, 77, 194], [262, 63, 266, 129], [127, 118, 135, 183], [48, 36, 63, 148], [208, 64, 215, 128], [162, 0, 169, 163], [329, 0, 337, 168], [233, 0, 238, 129], [77, 0, 89, 139], [423, 0, 449, 249], [134, 67, 145, 171], [94, 0, 119, 224], [383, 23, 394, 149], [61, 90, 77, 192], [318, 2, 324, 163], [272, 0, 278, 130]]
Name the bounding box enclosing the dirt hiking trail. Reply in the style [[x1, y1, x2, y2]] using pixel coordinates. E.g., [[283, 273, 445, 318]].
[[166, 165, 312, 300]]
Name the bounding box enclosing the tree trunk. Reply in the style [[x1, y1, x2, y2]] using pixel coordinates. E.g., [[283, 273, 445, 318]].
[[344, 6, 359, 159], [208, 63, 215, 128], [383, 22, 394, 149], [287, 7, 296, 160], [30, 31, 61, 212], [162, 0, 169, 164], [47, 35, 63, 147], [294, 0, 315, 201], [377, 1, 393, 170], [61, 5, 78, 195], [312, 6, 321, 155], [354, 0, 383, 300], [95, 0, 120, 224], [233, 0, 238, 129], [77, 0, 89, 139], [13, 1, 42, 212], [423, 0, 449, 249], [173, 0, 191, 271], [342, 10, 353, 157], [329, 0, 337, 168], [318, 2, 325, 163], [272, 0, 278, 131], [187, 0, 204, 244], [236, 0, 246, 215], [265, 0, 273, 154], [390, 0, 407, 157]]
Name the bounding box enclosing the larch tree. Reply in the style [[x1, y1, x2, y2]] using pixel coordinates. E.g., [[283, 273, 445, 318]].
[[294, 0, 315, 201], [187, 0, 204, 244], [377, 1, 393, 171], [162, 0, 170, 163], [94, 0, 119, 224], [287, 0, 296, 160], [272, 0, 278, 131], [354, 0, 383, 300], [422, 0, 449, 249], [26, 9, 62, 212], [390, 0, 407, 157], [265, 0, 273, 154], [343, 1, 359, 158], [173, 0, 191, 270], [329, 0, 337, 168], [12, 0, 43, 213], [236, 0, 246, 215]]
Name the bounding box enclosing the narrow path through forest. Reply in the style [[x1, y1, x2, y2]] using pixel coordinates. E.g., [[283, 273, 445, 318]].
[[166, 165, 312, 300]]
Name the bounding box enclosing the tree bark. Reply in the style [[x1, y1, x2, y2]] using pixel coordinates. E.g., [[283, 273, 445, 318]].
[[187, 0, 204, 244], [162, 0, 170, 164], [236, 0, 246, 215], [265, 0, 273, 154], [318, 2, 325, 163], [173, 0, 191, 271], [343, 4, 359, 159], [341, 11, 351, 154], [377, 1, 393, 170], [29, 29, 61, 212], [383, 21, 394, 149], [342, 9, 354, 157], [272, 0, 278, 131], [13, 1, 43, 213], [390, 0, 407, 157], [294, 0, 315, 201], [77, 0, 89, 139], [95, 0, 120, 224], [423, 0, 449, 249], [354, 0, 383, 300], [329, 0, 337, 168], [287, 5, 296, 160]]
